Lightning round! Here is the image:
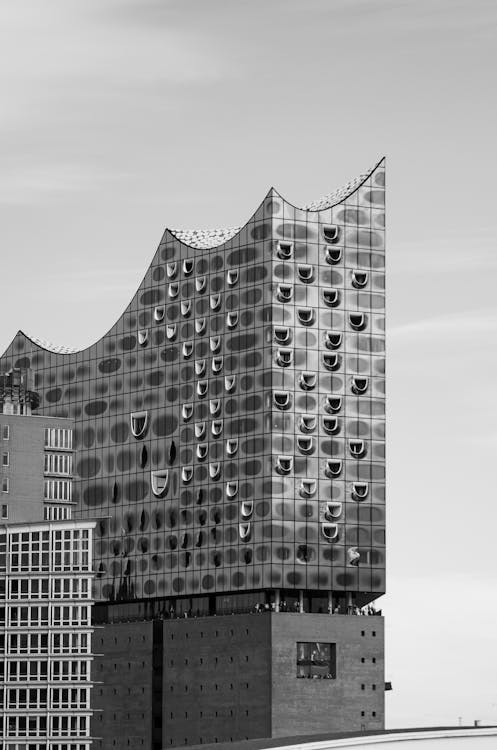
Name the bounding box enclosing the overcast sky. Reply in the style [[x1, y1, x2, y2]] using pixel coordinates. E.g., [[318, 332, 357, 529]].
[[1, 0, 497, 729]]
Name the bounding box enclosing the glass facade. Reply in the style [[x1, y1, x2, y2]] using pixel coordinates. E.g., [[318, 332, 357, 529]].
[[0, 161, 385, 606]]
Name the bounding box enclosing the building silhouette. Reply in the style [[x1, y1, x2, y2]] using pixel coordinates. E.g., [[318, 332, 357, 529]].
[[0, 159, 386, 747]]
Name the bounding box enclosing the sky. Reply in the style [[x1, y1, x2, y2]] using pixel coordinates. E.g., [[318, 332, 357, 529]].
[[1, 0, 497, 729]]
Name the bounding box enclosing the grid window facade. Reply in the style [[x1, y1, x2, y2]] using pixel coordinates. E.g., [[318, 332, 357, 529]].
[[0, 521, 95, 749]]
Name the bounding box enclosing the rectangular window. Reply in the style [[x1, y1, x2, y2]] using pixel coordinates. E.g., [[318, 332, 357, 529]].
[[44, 428, 73, 450], [2, 478, 9, 493], [296, 642, 336, 679], [2, 425, 9, 440], [43, 479, 72, 502], [2, 453, 9, 466]]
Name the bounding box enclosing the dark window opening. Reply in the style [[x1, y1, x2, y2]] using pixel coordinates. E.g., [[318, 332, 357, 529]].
[[297, 642, 336, 679]]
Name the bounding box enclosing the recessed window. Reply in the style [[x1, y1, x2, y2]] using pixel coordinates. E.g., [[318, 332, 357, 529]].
[[349, 439, 367, 458], [274, 455, 293, 475], [181, 300, 192, 317], [181, 466, 193, 484], [239, 523, 251, 541], [299, 371, 317, 391], [1, 504, 8, 519], [211, 420, 223, 437], [210, 294, 221, 311], [273, 390, 292, 410], [297, 308, 316, 326], [166, 261, 177, 279], [196, 276, 207, 293], [297, 264, 315, 283], [168, 282, 179, 299], [226, 481, 238, 498], [349, 312, 367, 331], [324, 501, 342, 520], [196, 444, 208, 461], [195, 359, 206, 377], [209, 399, 221, 416], [298, 414, 317, 433], [297, 436, 315, 455], [182, 403, 193, 422], [212, 356, 223, 373], [275, 348, 293, 367], [151, 470, 169, 498], [352, 270, 369, 288], [299, 479, 317, 498], [323, 417, 340, 435], [225, 375, 236, 392], [323, 288, 340, 307], [322, 523, 339, 541], [138, 329, 148, 346], [195, 318, 207, 335], [197, 380, 208, 398], [195, 422, 206, 439], [325, 460, 342, 478], [183, 259, 194, 275], [154, 306, 165, 322], [2, 453, 9, 467], [274, 326, 291, 345], [2, 425, 9, 441], [325, 247, 342, 265], [276, 241, 293, 260], [210, 336, 221, 353], [166, 324, 177, 341], [227, 269, 239, 286], [323, 352, 341, 371], [226, 439, 238, 456], [324, 331, 342, 349], [130, 411, 148, 438], [351, 376, 369, 394], [241, 500, 253, 518], [325, 395, 342, 413], [182, 341, 193, 359], [297, 642, 336, 679], [276, 284, 293, 303], [322, 225, 340, 244], [352, 482, 369, 501], [209, 462, 221, 480], [227, 312, 238, 329]]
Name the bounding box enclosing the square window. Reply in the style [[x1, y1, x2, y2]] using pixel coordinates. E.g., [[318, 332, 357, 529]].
[[296, 642, 336, 679]]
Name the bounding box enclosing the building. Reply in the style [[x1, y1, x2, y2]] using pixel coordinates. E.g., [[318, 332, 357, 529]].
[[0, 369, 75, 524], [0, 158, 386, 747], [0, 377, 96, 749], [0, 519, 96, 749]]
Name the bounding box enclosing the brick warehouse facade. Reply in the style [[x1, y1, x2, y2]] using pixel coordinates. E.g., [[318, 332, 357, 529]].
[[0, 159, 386, 746]]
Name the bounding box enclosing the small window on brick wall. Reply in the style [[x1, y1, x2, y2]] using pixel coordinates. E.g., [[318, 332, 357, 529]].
[[297, 642, 336, 679]]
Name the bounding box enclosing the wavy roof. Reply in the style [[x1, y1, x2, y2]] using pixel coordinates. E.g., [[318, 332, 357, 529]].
[[17, 160, 383, 354]]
